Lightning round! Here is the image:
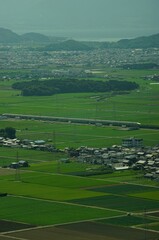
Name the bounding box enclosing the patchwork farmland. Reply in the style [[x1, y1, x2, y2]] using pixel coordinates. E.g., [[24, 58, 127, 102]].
[[0, 165, 159, 240], [0, 42, 159, 239]]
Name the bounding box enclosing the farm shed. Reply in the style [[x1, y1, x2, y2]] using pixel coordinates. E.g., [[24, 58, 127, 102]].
[[10, 161, 29, 169], [18, 160, 29, 167], [10, 162, 19, 169]]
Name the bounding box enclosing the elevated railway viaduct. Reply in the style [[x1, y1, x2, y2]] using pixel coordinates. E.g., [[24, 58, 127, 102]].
[[2, 113, 141, 128]]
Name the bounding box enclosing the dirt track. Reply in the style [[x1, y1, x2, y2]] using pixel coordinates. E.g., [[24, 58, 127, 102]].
[[1, 221, 159, 240]]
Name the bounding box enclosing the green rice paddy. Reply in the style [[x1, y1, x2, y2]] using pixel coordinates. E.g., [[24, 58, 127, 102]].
[[0, 168, 159, 226], [0, 196, 121, 226]]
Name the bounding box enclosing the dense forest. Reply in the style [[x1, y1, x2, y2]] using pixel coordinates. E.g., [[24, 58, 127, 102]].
[[12, 79, 139, 96]]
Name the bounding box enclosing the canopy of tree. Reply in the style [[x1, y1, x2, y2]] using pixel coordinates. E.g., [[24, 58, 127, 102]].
[[0, 127, 16, 139], [12, 79, 139, 96]]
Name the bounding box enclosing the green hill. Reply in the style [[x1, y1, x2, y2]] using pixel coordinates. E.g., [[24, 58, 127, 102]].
[[21, 32, 51, 43], [0, 28, 20, 43], [0, 28, 65, 44], [115, 33, 159, 48], [44, 39, 92, 51]]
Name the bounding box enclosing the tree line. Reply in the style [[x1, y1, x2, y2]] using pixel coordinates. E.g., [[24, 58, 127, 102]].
[[12, 79, 139, 96], [121, 63, 159, 70]]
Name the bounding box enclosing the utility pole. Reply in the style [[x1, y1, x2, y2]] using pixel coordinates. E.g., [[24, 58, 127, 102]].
[[15, 150, 20, 181], [53, 130, 56, 148], [144, 208, 147, 240], [57, 159, 61, 174], [113, 101, 117, 121]]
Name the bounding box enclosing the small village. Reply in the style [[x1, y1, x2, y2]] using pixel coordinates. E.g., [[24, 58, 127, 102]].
[[1, 135, 159, 180], [74, 141, 159, 180]]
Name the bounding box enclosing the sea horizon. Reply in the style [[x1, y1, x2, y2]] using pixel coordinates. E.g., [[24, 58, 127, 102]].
[[7, 26, 159, 42]]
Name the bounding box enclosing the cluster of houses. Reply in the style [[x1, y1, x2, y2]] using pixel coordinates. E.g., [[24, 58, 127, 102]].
[[143, 74, 159, 82], [68, 138, 159, 179], [1, 136, 159, 179], [0, 137, 56, 152], [0, 137, 56, 169]]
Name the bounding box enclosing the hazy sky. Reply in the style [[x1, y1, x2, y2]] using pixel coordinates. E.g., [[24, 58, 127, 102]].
[[0, 0, 158, 40]]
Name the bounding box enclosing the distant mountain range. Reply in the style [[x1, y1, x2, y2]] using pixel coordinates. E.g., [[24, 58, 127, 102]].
[[0, 27, 159, 49], [0, 28, 66, 44], [115, 34, 159, 48]]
